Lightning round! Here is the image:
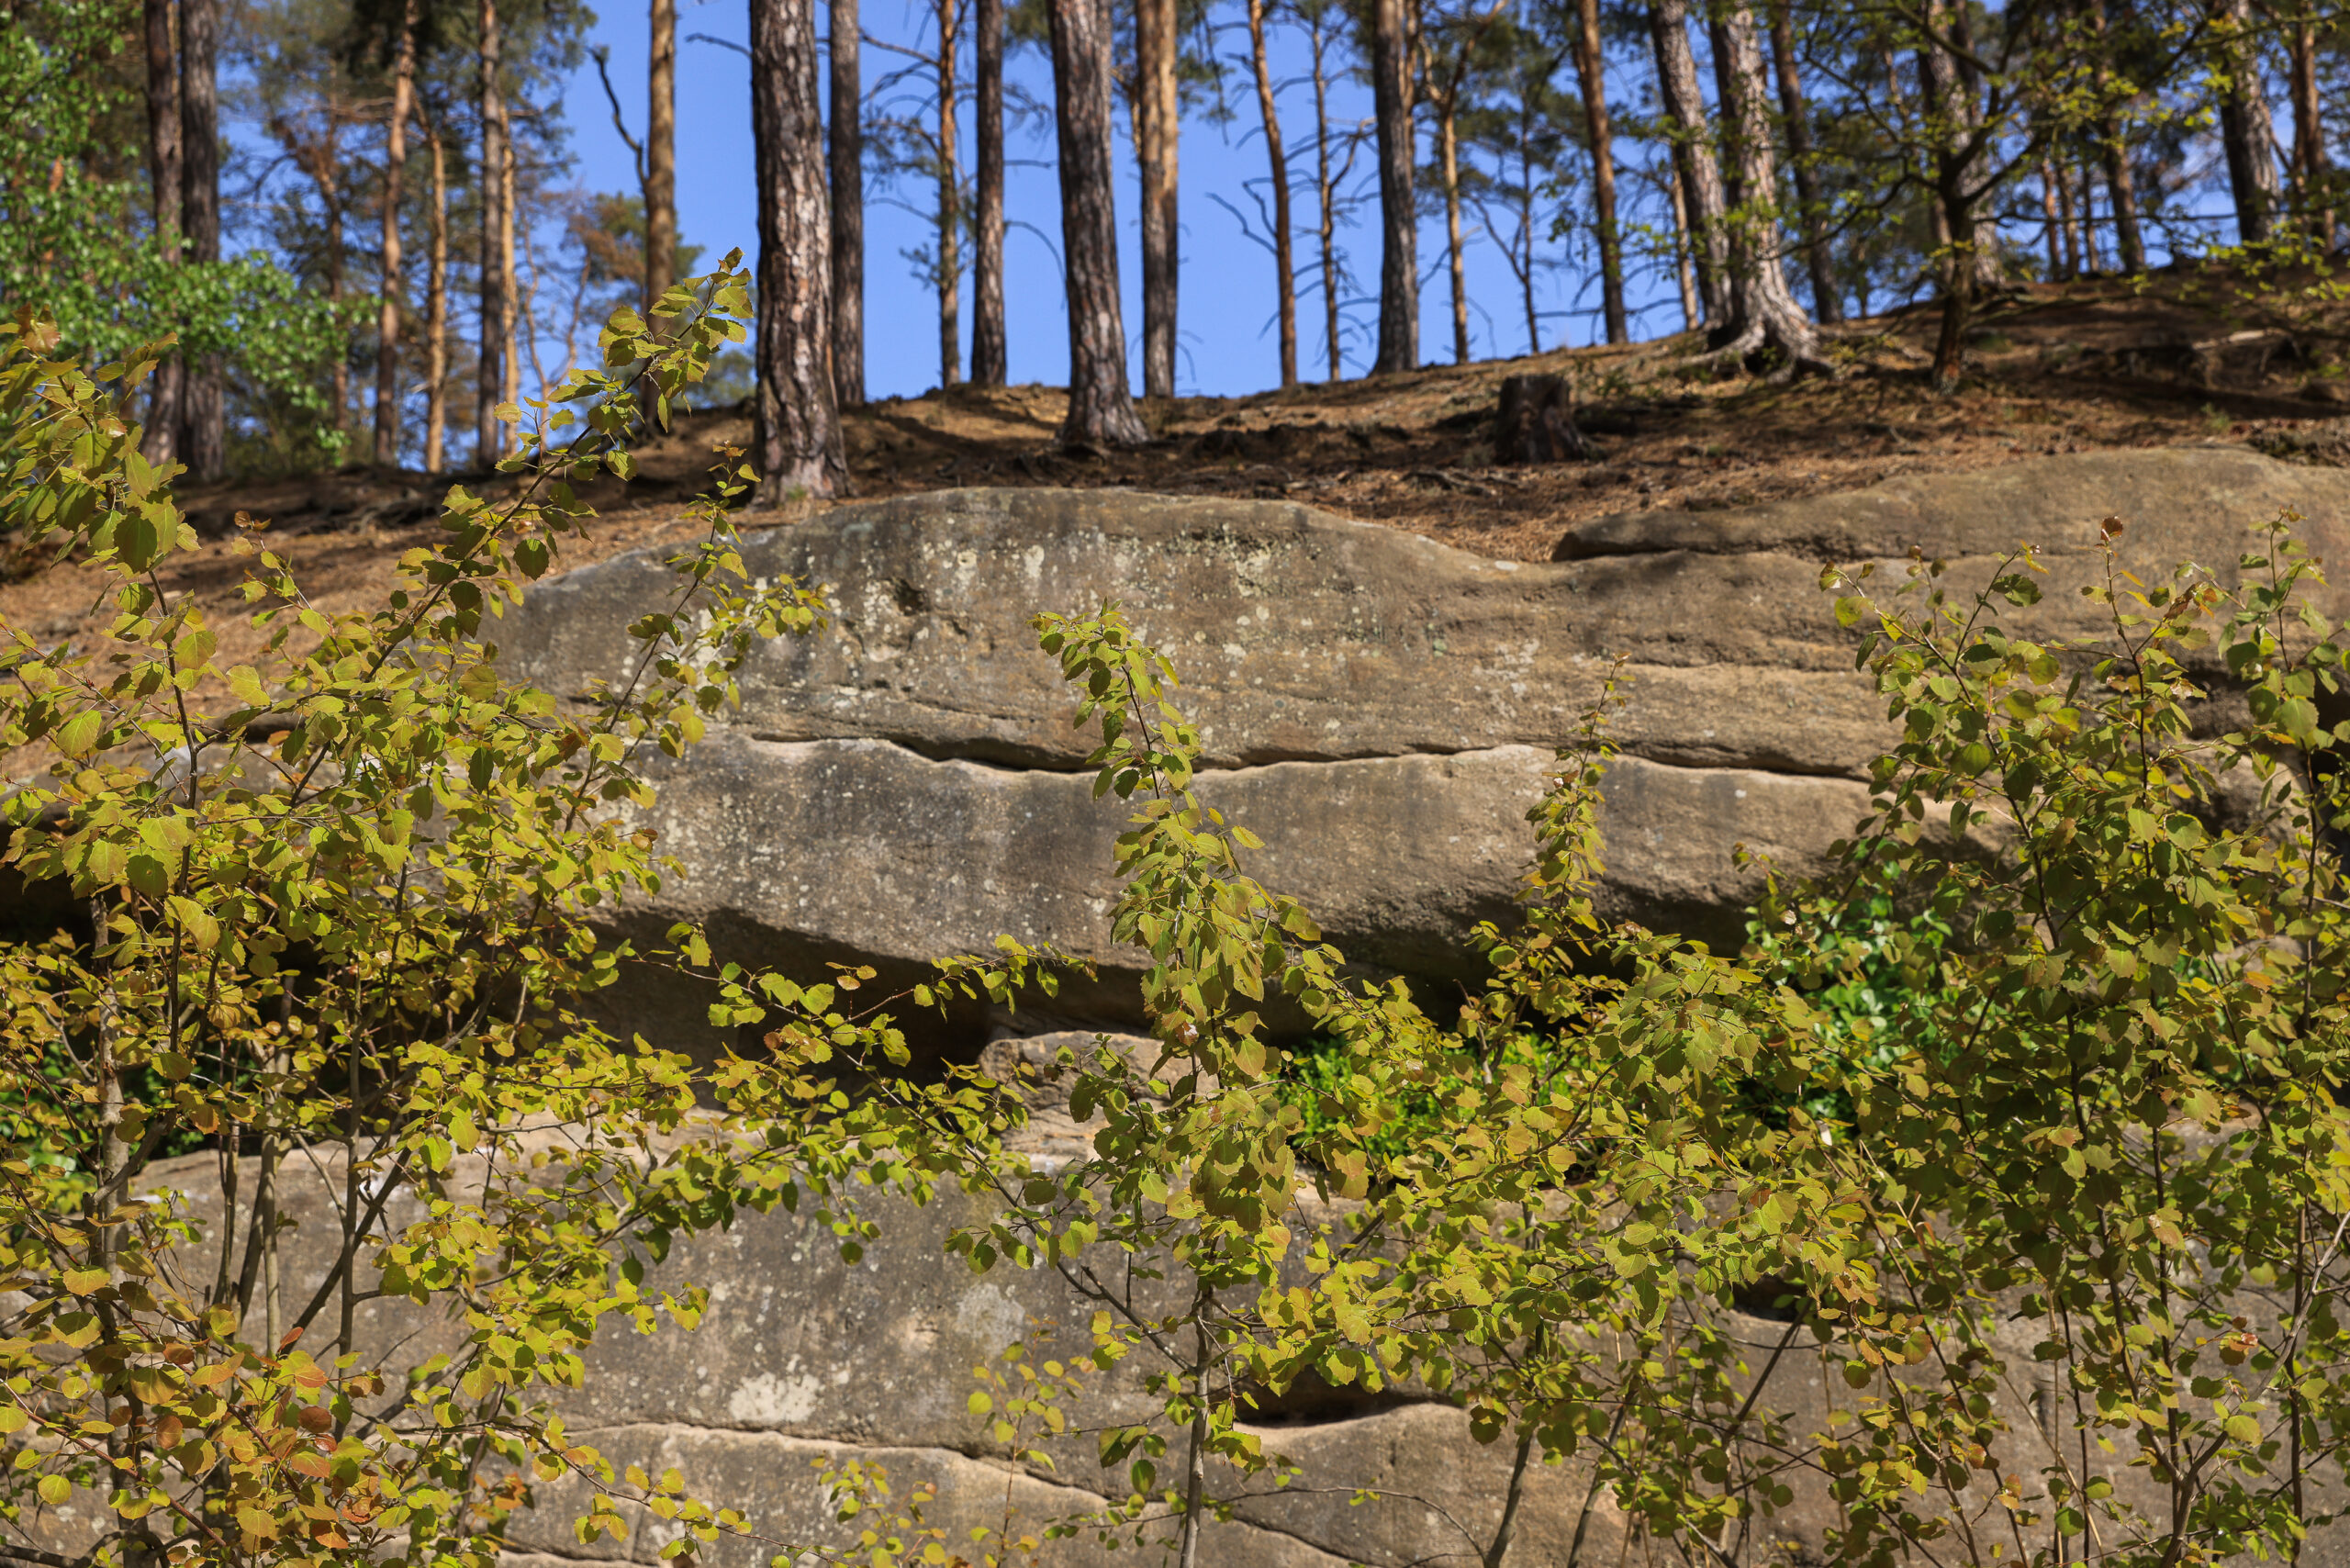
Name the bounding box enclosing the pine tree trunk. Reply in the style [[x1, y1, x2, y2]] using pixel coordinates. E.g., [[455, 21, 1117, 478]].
[[1048, 0, 1148, 444], [646, 0, 677, 317], [318, 123, 350, 435], [1246, 0, 1296, 387], [2285, 12, 2332, 248], [1439, 95, 1469, 363], [2078, 151, 2104, 270], [1572, 0, 1627, 342], [180, 0, 224, 479], [498, 130, 519, 417], [1649, 0, 1728, 328], [2212, 0, 2280, 244], [2039, 157, 2065, 277], [1517, 94, 1538, 350], [1667, 153, 1699, 330], [828, 0, 864, 406], [1311, 17, 1343, 380], [1920, 1, 1973, 388], [1764, 0, 1838, 321], [374, 0, 417, 466], [1709, 3, 1822, 369], [1707, 19, 1744, 210], [2098, 142, 2143, 268], [142, 0, 183, 465], [1370, 0, 1416, 374], [476, 0, 509, 465], [1136, 0, 1179, 398], [2084, 0, 2145, 271], [1931, 164, 1976, 389], [936, 0, 960, 387], [143, 0, 181, 268], [971, 0, 1008, 385], [749, 0, 846, 497], [2053, 152, 2080, 277], [422, 103, 449, 474]]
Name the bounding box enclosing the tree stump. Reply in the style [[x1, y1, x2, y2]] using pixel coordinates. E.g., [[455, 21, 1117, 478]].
[[1493, 375, 1596, 464]]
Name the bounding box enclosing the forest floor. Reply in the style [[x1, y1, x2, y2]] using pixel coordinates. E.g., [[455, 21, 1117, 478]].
[[9, 254, 2350, 654]]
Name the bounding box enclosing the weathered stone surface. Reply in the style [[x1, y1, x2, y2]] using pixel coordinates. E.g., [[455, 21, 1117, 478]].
[[510, 456, 2350, 795], [621, 736, 1868, 1020], [502, 486, 1895, 778], [1554, 445, 2350, 580], [109, 1141, 2349, 1568], [103, 1134, 1637, 1568], [498, 457, 2347, 1027]]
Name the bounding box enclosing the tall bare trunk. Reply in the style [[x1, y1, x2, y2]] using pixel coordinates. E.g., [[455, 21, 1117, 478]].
[[498, 130, 519, 413], [181, 0, 224, 479], [1311, 14, 1343, 380], [142, 0, 184, 465], [476, 0, 509, 464], [2213, 0, 2281, 244], [1763, 0, 1837, 321], [1246, 0, 1296, 387], [313, 121, 350, 436], [421, 103, 449, 474], [1572, 0, 1628, 342], [828, 0, 864, 406], [1667, 151, 1699, 330], [2082, 0, 2144, 270], [647, 0, 677, 316], [1707, 20, 1744, 211], [750, 0, 846, 497], [1410, 0, 1491, 361], [1048, 0, 1148, 444], [1136, 0, 1179, 398], [2078, 150, 2105, 271], [2282, 11, 2333, 248], [2052, 151, 2080, 276], [1438, 91, 1469, 362], [1516, 85, 1538, 350], [1709, 3, 1821, 367], [1370, 0, 1415, 374], [2039, 156, 2065, 277], [143, 0, 182, 269], [1649, 0, 1727, 327], [2096, 143, 2143, 267], [375, 0, 417, 466], [971, 0, 1007, 385], [934, 0, 961, 386], [1919, 0, 1975, 387]]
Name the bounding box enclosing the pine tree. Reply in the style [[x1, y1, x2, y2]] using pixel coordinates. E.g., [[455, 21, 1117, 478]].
[[1369, 0, 1416, 373], [829, 0, 864, 405], [750, 0, 846, 495], [1047, 0, 1148, 443]]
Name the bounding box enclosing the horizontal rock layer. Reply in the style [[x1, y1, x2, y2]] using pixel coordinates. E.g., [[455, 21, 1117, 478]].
[[625, 736, 1870, 993], [501, 450, 2347, 1028], [97, 1140, 2318, 1568]]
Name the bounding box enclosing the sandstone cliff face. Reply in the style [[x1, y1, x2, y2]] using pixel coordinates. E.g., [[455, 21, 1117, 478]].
[[503, 448, 2350, 1030], [475, 452, 2350, 1566]]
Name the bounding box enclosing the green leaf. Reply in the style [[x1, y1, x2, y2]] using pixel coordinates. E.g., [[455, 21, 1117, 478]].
[[168, 895, 221, 951], [55, 710, 102, 756]]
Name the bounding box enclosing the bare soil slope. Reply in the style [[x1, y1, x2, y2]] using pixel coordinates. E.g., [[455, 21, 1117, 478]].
[[10, 256, 2350, 653]]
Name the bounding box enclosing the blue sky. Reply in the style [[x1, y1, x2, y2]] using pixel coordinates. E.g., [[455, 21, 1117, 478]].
[[555, 0, 1694, 400]]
